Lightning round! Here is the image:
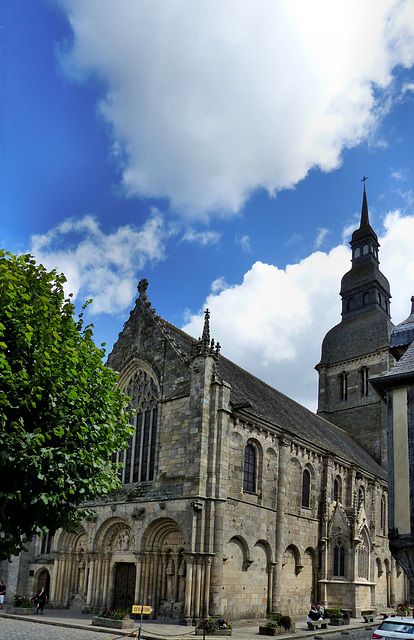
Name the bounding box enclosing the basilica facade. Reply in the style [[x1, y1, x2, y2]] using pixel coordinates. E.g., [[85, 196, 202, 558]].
[[1, 190, 409, 621]]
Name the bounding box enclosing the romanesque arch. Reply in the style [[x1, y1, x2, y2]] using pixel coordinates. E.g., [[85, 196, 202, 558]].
[[139, 517, 188, 621]]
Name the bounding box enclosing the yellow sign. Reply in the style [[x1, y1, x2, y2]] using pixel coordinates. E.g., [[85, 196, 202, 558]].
[[132, 605, 153, 614]]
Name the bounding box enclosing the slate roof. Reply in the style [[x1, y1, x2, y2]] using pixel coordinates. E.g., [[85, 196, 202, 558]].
[[158, 316, 386, 481], [383, 340, 414, 379], [318, 311, 393, 366], [390, 299, 414, 349]]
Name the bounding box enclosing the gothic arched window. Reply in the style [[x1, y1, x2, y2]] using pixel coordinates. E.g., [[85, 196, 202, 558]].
[[302, 468, 310, 508], [117, 369, 159, 483], [243, 444, 256, 493], [333, 540, 345, 577], [380, 495, 386, 533], [333, 476, 342, 502]]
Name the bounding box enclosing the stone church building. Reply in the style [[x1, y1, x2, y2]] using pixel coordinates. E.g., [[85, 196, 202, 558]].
[[1, 189, 409, 621]]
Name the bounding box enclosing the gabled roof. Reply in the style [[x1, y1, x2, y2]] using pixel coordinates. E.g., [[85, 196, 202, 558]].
[[158, 316, 386, 480]]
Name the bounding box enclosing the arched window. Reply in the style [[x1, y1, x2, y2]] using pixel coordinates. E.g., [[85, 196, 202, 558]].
[[363, 244, 369, 255], [243, 444, 256, 493], [40, 531, 53, 554], [380, 495, 386, 532], [363, 292, 370, 305], [361, 366, 369, 396], [358, 486, 365, 509], [333, 476, 342, 502], [302, 468, 310, 508], [333, 540, 345, 577], [117, 369, 159, 484], [354, 247, 361, 258], [340, 372, 348, 401], [358, 531, 370, 580], [347, 298, 355, 311]]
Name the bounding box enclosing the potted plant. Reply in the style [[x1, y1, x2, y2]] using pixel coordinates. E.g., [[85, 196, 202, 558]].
[[396, 604, 412, 616], [9, 595, 36, 615], [327, 606, 348, 626], [92, 608, 134, 629], [259, 613, 295, 635], [195, 617, 233, 635]]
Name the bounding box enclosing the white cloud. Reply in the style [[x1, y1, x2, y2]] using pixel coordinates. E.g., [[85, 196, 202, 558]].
[[182, 228, 221, 245], [57, 0, 414, 218], [182, 211, 414, 410], [30, 210, 169, 314], [237, 235, 252, 252], [314, 227, 329, 249]]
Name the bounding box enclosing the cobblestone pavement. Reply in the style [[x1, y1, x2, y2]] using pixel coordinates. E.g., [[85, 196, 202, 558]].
[[0, 618, 115, 640], [0, 615, 378, 640]]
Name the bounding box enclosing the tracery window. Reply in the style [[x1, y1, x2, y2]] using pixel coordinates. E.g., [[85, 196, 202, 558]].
[[333, 539, 345, 577], [243, 444, 256, 493], [302, 468, 310, 508], [116, 369, 159, 483], [358, 536, 369, 579]]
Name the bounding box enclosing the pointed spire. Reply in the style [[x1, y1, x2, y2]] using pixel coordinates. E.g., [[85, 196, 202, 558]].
[[191, 308, 220, 360], [202, 308, 210, 346], [360, 177, 369, 228]]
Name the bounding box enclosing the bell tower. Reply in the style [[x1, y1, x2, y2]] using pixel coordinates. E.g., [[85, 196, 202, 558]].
[[315, 183, 394, 467]]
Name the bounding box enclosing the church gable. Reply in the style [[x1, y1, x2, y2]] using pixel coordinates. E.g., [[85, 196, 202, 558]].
[[108, 279, 192, 401]]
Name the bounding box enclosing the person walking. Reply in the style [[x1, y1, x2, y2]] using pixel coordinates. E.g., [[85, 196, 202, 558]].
[[0, 580, 6, 609], [33, 586, 48, 614]]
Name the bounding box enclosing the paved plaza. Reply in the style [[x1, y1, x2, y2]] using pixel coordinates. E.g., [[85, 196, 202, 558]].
[[0, 610, 378, 640]]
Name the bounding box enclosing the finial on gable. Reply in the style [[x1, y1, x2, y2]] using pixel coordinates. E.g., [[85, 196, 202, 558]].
[[202, 308, 211, 346], [137, 278, 150, 306], [191, 308, 220, 359]]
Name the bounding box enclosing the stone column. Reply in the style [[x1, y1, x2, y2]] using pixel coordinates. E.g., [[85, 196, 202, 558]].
[[50, 555, 61, 603], [389, 557, 396, 607], [184, 554, 195, 624], [193, 556, 202, 622], [272, 436, 290, 612], [142, 553, 150, 603], [57, 554, 68, 604], [267, 562, 276, 613], [101, 556, 111, 609], [134, 554, 143, 605], [209, 500, 225, 617], [203, 556, 213, 618], [86, 555, 96, 608]]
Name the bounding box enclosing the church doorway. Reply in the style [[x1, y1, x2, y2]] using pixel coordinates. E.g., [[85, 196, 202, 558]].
[[113, 563, 136, 611], [36, 569, 50, 597]]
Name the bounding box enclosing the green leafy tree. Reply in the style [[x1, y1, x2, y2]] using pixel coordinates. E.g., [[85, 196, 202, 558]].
[[0, 251, 132, 560]]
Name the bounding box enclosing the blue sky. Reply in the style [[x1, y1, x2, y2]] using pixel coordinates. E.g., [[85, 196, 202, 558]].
[[2, 0, 414, 410]]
